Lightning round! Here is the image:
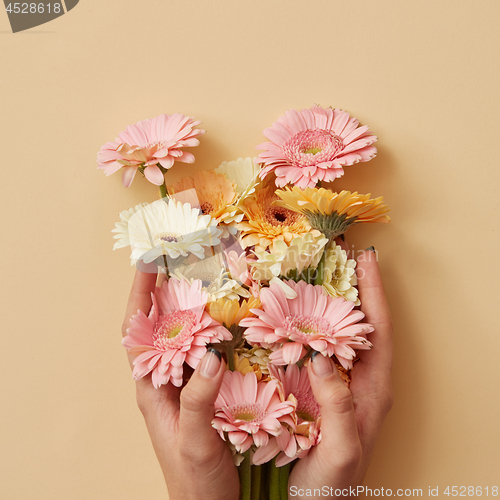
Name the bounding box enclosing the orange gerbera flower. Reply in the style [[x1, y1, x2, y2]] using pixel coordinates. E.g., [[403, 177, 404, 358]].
[[237, 180, 319, 251]]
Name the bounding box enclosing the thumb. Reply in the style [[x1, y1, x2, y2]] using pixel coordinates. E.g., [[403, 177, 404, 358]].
[[179, 348, 226, 446], [308, 351, 361, 466]]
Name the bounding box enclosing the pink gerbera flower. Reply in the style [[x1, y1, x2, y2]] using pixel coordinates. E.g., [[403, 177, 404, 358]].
[[212, 371, 296, 455], [256, 106, 377, 189], [240, 280, 374, 369], [97, 114, 205, 187], [254, 364, 321, 466], [123, 278, 231, 388]]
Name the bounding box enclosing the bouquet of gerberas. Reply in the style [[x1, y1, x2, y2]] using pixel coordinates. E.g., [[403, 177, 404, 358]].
[[98, 106, 390, 499]]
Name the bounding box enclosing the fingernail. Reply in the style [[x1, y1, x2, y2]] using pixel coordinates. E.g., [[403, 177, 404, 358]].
[[311, 351, 334, 378], [365, 246, 375, 252], [199, 348, 221, 379]]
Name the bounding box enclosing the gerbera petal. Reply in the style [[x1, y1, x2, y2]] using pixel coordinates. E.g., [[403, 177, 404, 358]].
[[281, 342, 306, 364], [144, 165, 165, 185], [253, 438, 281, 465], [177, 151, 196, 163], [122, 166, 138, 187]]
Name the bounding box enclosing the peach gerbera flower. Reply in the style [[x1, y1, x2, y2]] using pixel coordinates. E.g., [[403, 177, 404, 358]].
[[253, 364, 321, 466], [123, 279, 231, 388], [257, 106, 377, 188], [168, 170, 241, 226], [237, 180, 319, 251], [212, 371, 296, 454], [97, 114, 205, 187], [240, 280, 374, 369], [276, 187, 390, 240]]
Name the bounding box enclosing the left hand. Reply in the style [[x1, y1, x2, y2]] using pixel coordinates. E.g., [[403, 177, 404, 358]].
[[122, 269, 240, 500]]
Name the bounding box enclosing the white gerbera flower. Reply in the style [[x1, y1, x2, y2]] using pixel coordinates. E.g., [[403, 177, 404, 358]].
[[124, 199, 221, 264], [170, 252, 250, 302], [112, 203, 148, 250], [215, 157, 261, 204], [322, 241, 360, 305], [248, 233, 328, 298]]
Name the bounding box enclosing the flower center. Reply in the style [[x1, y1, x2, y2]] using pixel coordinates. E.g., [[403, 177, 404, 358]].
[[152, 310, 196, 349], [193, 271, 218, 288], [283, 129, 344, 167], [155, 232, 181, 244], [229, 403, 265, 423], [146, 140, 169, 150], [200, 202, 214, 215], [303, 147, 322, 155], [284, 314, 331, 338], [264, 206, 300, 227], [293, 390, 321, 422]]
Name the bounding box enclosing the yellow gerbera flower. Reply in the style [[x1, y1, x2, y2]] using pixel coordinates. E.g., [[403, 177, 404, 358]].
[[237, 346, 272, 376], [230, 352, 269, 382], [275, 186, 390, 240], [168, 170, 241, 225], [237, 180, 320, 250], [207, 296, 261, 329]]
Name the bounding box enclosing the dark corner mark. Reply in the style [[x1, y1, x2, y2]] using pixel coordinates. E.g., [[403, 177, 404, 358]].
[[3, 0, 80, 33]]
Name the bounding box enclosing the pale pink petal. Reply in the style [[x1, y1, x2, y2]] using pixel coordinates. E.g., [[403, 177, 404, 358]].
[[281, 342, 306, 364], [276, 452, 297, 467], [253, 430, 269, 448], [144, 165, 165, 185], [253, 438, 281, 465], [177, 151, 195, 163], [122, 166, 138, 187], [159, 156, 175, 169]]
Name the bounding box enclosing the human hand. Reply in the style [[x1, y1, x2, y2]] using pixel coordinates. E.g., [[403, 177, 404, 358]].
[[122, 269, 240, 500], [289, 248, 394, 498]]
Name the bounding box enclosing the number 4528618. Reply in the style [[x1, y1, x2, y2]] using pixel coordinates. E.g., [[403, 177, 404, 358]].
[[5, 3, 62, 14], [443, 486, 498, 496]]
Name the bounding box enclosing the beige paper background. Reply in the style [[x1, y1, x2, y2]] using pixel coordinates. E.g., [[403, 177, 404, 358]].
[[1, 1, 499, 498]]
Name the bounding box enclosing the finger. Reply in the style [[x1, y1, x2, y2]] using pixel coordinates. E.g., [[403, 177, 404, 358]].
[[355, 249, 393, 375], [122, 266, 158, 337], [308, 352, 361, 465], [178, 349, 226, 448], [122, 266, 158, 378], [156, 271, 168, 288], [335, 235, 349, 253]]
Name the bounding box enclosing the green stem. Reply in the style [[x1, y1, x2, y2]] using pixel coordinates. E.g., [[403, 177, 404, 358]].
[[227, 344, 236, 371], [269, 458, 280, 500], [279, 463, 291, 500], [314, 249, 327, 285], [251, 465, 262, 500], [261, 461, 270, 500], [159, 182, 168, 200], [162, 255, 169, 276], [239, 451, 252, 500]]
